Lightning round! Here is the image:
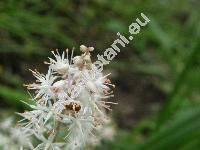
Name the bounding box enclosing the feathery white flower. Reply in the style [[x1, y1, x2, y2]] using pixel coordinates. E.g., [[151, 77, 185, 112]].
[[25, 69, 56, 104], [46, 50, 69, 75], [0, 117, 34, 149], [16, 45, 116, 150], [66, 111, 94, 150]]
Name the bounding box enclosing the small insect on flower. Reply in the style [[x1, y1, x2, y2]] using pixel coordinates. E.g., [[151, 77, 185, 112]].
[[16, 45, 117, 150], [65, 102, 81, 112]]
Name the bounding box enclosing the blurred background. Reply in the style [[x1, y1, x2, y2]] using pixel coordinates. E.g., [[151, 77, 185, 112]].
[[0, 0, 199, 149]]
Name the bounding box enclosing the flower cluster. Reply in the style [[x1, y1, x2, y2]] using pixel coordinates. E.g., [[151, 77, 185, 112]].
[[17, 45, 116, 150], [0, 117, 33, 150]]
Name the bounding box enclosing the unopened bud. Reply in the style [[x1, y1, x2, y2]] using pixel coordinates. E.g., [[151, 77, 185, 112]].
[[57, 63, 69, 75], [73, 56, 84, 67], [83, 54, 92, 63], [80, 45, 88, 52], [88, 47, 94, 52]]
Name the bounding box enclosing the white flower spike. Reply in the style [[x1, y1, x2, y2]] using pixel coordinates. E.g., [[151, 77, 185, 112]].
[[16, 45, 117, 150]]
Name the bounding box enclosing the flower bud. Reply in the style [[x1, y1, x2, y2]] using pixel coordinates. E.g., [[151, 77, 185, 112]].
[[88, 47, 94, 52], [83, 54, 92, 63], [80, 45, 88, 53], [57, 63, 69, 75], [51, 80, 66, 93], [73, 56, 84, 68], [80, 45, 94, 53]]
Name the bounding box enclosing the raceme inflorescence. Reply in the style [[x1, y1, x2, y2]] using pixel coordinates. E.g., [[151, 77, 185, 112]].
[[16, 45, 116, 150]]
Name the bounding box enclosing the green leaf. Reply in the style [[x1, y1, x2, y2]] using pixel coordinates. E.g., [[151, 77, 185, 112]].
[[134, 106, 200, 150], [0, 84, 29, 108]]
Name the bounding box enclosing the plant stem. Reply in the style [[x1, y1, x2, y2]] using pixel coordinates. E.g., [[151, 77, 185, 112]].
[[53, 121, 61, 143]]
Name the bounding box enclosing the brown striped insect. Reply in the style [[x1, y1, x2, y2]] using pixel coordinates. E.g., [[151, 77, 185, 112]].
[[65, 102, 81, 112]]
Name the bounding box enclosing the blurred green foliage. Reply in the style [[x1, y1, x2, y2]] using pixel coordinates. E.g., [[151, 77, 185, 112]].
[[0, 0, 199, 149], [97, 105, 200, 150]]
